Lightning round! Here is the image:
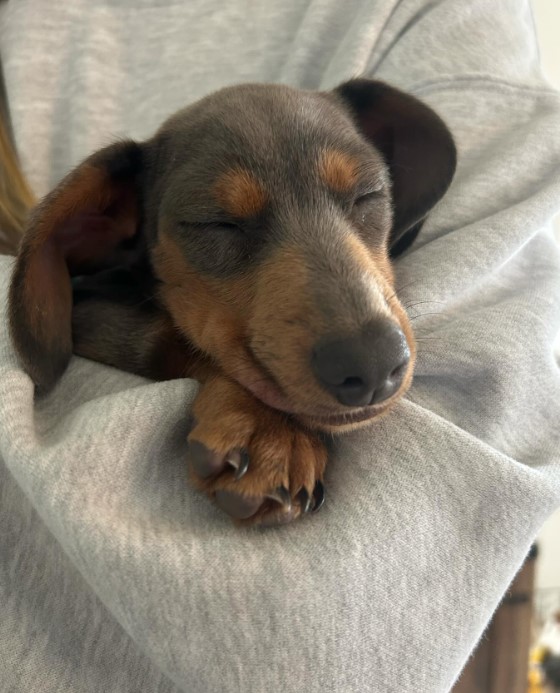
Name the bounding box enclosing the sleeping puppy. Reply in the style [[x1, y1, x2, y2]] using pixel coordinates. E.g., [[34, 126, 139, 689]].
[[8, 79, 456, 525]]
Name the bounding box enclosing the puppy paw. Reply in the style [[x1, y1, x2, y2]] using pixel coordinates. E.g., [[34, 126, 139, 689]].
[[187, 376, 327, 525]]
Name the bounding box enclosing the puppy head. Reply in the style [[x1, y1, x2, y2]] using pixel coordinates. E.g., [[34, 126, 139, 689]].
[[9, 80, 455, 430]]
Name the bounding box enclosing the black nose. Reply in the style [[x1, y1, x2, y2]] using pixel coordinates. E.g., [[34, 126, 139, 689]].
[[311, 320, 410, 407]]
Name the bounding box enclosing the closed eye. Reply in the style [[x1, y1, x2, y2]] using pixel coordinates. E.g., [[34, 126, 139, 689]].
[[180, 220, 244, 233], [353, 189, 386, 207], [214, 221, 242, 232]]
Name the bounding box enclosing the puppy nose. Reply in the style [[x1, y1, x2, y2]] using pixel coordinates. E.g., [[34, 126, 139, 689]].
[[311, 320, 410, 407]]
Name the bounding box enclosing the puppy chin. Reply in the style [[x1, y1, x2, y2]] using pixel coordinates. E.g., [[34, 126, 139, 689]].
[[243, 377, 297, 413], [297, 405, 388, 432], [227, 353, 298, 414]]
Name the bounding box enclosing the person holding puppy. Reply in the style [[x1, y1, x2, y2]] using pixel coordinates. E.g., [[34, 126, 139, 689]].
[[1, 1, 559, 691]]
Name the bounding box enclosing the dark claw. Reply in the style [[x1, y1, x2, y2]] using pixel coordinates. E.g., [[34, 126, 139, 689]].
[[224, 449, 248, 479], [310, 480, 325, 513], [188, 440, 226, 478], [296, 488, 313, 514], [231, 449, 249, 480], [215, 490, 263, 519], [266, 486, 292, 510]]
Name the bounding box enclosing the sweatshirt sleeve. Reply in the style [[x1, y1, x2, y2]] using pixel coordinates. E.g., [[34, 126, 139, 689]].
[[369, 0, 543, 89], [1, 2, 560, 693]]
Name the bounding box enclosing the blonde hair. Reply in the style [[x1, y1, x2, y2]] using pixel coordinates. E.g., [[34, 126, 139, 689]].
[[0, 91, 35, 255]]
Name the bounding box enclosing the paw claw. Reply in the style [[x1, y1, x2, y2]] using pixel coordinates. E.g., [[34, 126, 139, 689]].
[[266, 486, 292, 510], [310, 480, 325, 513], [296, 488, 313, 514], [230, 449, 249, 480]]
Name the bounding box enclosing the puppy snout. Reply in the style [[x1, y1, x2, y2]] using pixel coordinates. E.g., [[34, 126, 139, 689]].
[[311, 320, 410, 407]]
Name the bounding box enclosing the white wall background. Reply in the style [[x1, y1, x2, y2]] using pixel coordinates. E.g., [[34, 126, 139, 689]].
[[530, 0, 560, 593]]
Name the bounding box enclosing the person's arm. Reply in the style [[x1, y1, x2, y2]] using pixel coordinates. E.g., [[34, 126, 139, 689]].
[[1, 2, 559, 692]]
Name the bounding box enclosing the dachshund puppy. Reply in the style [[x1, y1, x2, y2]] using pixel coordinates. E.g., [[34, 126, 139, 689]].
[[9, 80, 456, 525]]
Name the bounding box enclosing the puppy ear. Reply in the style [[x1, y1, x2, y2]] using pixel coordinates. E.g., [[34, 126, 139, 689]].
[[334, 79, 456, 250], [9, 140, 144, 391]]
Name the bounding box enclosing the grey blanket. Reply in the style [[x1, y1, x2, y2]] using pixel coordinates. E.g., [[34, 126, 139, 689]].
[[1, 0, 560, 691]]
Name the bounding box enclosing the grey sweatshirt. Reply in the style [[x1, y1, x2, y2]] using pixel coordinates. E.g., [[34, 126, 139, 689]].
[[1, 1, 559, 691]]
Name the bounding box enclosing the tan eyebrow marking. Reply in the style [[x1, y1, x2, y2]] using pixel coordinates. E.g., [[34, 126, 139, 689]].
[[318, 149, 360, 193], [213, 168, 268, 218]]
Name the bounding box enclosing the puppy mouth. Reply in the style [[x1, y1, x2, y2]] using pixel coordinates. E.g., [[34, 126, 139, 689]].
[[229, 346, 298, 414], [302, 406, 384, 428], [230, 344, 383, 427], [237, 369, 296, 414]]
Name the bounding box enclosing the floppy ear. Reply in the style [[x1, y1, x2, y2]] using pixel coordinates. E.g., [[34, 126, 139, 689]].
[[334, 79, 456, 253], [9, 140, 145, 391]]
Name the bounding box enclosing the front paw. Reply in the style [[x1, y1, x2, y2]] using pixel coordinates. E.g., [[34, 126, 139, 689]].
[[187, 377, 327, 525]]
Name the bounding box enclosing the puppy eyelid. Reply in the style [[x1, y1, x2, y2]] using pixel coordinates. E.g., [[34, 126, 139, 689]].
[[353, 189, 385, 206], [213, 221, 242, 231], [180, 220, 243, 232], [352, 181, 389, 204]]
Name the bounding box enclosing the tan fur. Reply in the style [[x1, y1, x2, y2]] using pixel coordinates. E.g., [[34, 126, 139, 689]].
[[214, 168, 268, 218], [18, 167, 110, 348], [248, 246, 327, 407], [21, 165, 138, 336], [26, 166, 137, 265], [151, 234, 330, 524], [318, 149, 360, 193], [188, 373, 327, 525], [154, 234, 331, 414], [153, 229, 254, 368], [26, 166, 105, 249]]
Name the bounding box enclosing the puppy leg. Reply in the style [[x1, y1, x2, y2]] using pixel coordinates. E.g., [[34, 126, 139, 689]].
[[187, 373, 327, 526], [71, 268, 207, 380]]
